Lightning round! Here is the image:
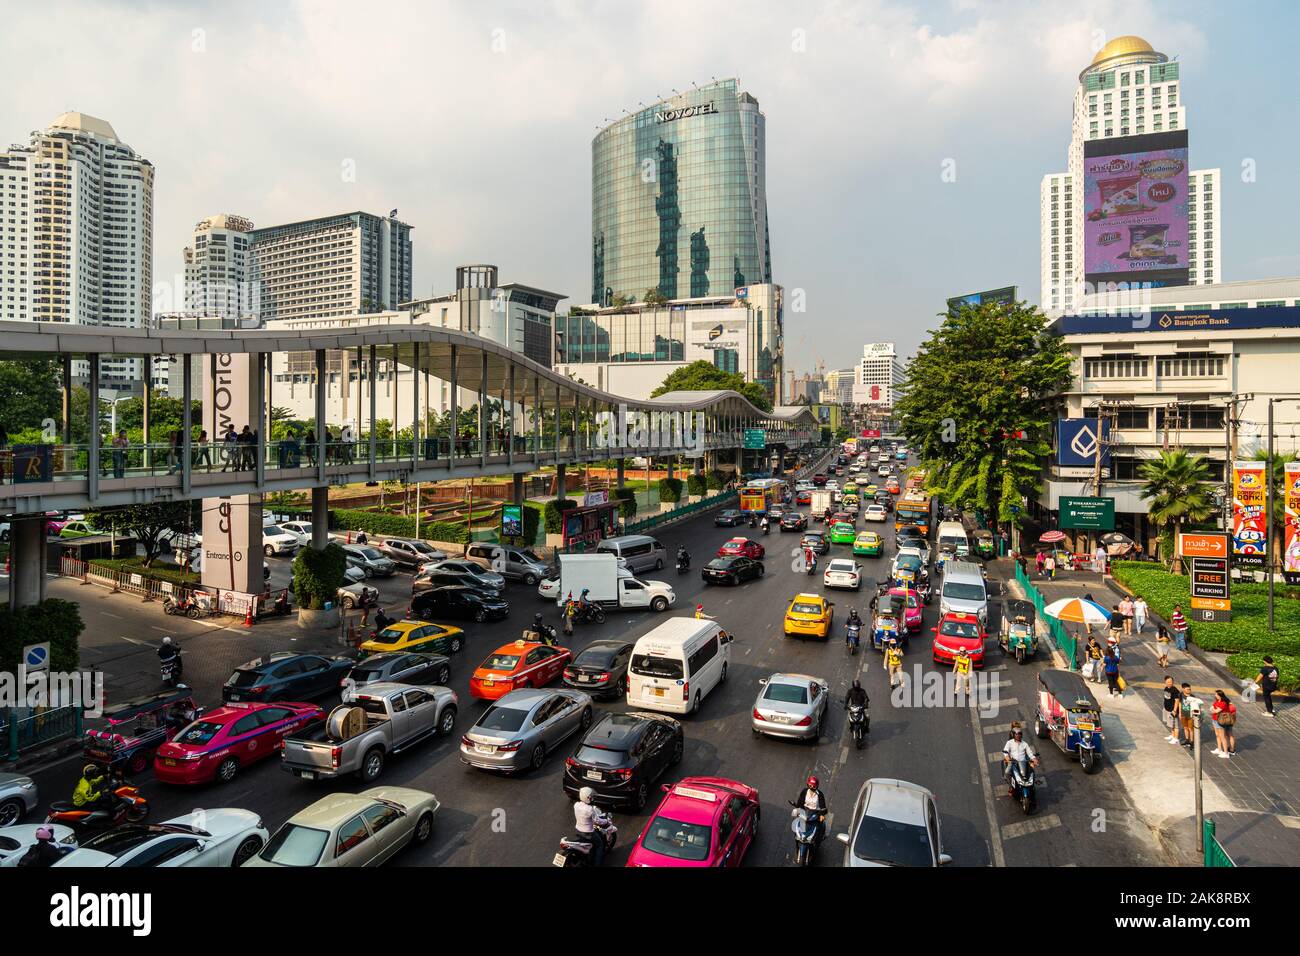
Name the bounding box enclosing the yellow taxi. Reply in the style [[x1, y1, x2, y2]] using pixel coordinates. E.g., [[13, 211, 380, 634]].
[[358, 619, 466, 656], [783, 593, 834, 640]]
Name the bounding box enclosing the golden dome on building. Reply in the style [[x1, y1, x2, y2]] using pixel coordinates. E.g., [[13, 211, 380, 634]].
[[1089, 35, 1155, 67]]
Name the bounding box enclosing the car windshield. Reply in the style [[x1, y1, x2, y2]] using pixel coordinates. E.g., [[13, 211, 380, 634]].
[[482, 653, 521, 670], [173, 720, 222, 745], [630, 654, 684, 680], [349, 666, 384, 682], [575, 648, 617, 667], [942, 582, 986, 601], [763, 683, 809, 704], [259, 824, 329, 867], [897, 555, 921, 569], [706, 558, 733, 569], [828, 562, 855, 572], [370, 628, 406, 645], [941, 620, 981, 638], [851, 815, 933, 867], [476, 705, 527, 732], [792, 602, 822, 615], [264, 525, 285, 535], [410, 542, 435, 554], [641, 815, 712, 862]]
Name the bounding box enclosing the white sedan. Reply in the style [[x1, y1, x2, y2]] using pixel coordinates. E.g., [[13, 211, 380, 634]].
[[54, 809, 268, 868], [863, 504, 888, 522], [0, 823, 77, 866], [823, 558, 862, 590]]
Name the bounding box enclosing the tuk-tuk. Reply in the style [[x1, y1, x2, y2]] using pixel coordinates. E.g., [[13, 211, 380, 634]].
[[83, 687, 202, 776], [973, 529, 996, 560], [872, 594, 903, 651], [1033, 669, 1104, 774], [999, 599, 1038, 664]]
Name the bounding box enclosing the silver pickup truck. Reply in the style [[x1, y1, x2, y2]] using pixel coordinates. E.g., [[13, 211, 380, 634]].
[[281, 682, 458, 783]]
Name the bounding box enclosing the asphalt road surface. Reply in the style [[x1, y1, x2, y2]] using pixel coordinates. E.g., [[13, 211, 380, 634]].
[[22, 452, 1165, 867]]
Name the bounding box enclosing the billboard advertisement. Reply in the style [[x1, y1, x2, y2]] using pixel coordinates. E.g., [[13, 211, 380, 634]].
[[1231, 460, 1268, 567], [1083, 131, 1189, 288], [947, 286, 1016, 314], [1285, 462, 1300, 576], [1056, 418, 1111, 469]]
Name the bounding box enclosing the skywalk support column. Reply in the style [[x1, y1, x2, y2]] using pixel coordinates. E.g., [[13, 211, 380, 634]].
[[311, 487, 329, 549], [7, 515, 47, 608], [616, 458, 625, 489], [201, 352, 263, 594]]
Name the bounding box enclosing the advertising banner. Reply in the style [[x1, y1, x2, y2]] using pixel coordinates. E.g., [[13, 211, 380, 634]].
[[1083, 131, 1189, 287], [1056, 418, 1111, 468], [1285, 462, 1300, 575], [860, 428, 881, 439], [1059, 496, 1116, 531], [1231, 460, 1268, 568], [947, 286, 1016, 315]]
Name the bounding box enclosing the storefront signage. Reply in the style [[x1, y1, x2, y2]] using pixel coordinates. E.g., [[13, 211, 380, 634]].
[[655, 101, 717, 123], [1059, 496, 1116, 530]]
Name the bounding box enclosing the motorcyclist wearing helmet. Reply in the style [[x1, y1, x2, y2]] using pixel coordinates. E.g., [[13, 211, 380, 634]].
[[789, 775, 828, 843], [573, 786, 612, 866], [526, 612, 557, 646], [845, 608, 863, 648], [17, 826, 65, 867], [72, 764, 107, 809], [158, 635, 180, 672], [1001, 724, 1039, 789], [676, 545, 690, 567], [844, 678, 869, 713]]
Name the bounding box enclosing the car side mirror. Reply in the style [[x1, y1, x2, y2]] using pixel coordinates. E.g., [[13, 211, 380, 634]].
[[836, 832, 850, 846]]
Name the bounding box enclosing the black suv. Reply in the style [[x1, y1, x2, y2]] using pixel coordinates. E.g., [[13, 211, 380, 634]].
[[562, 712, 684, 810], [410, 584, 509, 623]]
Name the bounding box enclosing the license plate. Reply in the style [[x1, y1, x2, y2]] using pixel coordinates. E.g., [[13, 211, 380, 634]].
[[298, 770, 316, 780], [228, 694, 241, 701], [482, 679, 494, 688], [1076, 722, 1095, 731], [578, 675, 589, 683], [652, 687, 665, 697], [585, 770, 602, 781], [163, 758, 177, 766], [552, 852, 567, 867], [475, 744, 497, 754]]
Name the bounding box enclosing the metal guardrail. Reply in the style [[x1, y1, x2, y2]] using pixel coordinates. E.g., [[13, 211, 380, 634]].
[[59, 555, 258, 618], [1014, 561, 1078, 669], [622, 489, 740, 535], [3, 705, 83, 762], [1202, 819, 1236, 867]]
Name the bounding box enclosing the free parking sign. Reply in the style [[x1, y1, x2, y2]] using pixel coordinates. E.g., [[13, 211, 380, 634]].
[[23, 642, 50, 671]]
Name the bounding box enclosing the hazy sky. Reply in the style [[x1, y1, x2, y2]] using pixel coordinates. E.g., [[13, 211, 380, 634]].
[[2, 0, 1294, 372]]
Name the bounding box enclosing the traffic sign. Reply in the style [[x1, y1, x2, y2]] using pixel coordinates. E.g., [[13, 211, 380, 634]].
[[23, 642, 50, 671], [1189, 555, 1231, 621], [1179, 532, 1228, 559], [743, 428, 766, 450]]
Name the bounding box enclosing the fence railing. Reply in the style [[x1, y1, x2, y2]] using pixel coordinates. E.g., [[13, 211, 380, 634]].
[[2, 704, 84, 762], [622, 489, 740, 535], [1013, 560, 1078, 669], [1202, 819, 1236, 867], [59, 555, 258, 618]]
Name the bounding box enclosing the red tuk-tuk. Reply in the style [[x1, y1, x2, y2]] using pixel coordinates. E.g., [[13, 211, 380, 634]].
[[83, 687, 203, 776]]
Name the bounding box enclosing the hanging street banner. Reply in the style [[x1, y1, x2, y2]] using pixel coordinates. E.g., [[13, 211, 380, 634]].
[[1285, 462, 1300, 579], [1059, 496, 1116, 531], [1231, 460, 1268, 568]]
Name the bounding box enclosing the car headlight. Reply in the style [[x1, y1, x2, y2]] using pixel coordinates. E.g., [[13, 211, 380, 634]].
[[19, 780, 35, 791]]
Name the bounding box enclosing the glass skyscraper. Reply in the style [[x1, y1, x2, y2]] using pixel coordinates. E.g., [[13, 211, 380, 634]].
[[591, 79, 771, 306]]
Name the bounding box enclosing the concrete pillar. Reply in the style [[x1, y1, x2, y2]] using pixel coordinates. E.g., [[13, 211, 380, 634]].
[[512, 472, 525, 508], [8, 516, 46, 608], [312, 486, 330, 548], [556, 463, 566, 499], [616, 457, 625, 488], [202, 352, 264, 594]]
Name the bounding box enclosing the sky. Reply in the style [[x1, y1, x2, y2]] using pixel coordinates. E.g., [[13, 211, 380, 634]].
[[1, 0, 1295, 374]]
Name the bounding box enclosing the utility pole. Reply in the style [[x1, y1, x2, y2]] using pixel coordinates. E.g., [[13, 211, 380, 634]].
[[1267, 398, 1274, 630]]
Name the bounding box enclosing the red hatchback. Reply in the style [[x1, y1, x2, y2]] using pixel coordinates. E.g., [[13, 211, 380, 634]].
[[154, 701, 324, 786], [627, 777, 760, 867], [716, 537, 765, 560], [796, 490, 812, 505], [812, 474, 827, 487]]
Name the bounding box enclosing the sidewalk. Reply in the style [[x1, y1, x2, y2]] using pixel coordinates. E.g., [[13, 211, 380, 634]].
[[1022, 564, 1300, 866]]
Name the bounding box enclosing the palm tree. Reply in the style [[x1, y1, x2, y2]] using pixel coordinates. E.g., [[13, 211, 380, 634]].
[[1138, 449, 1215, 571]]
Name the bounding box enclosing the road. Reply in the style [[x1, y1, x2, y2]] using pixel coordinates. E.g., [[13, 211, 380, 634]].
[[20, 451, 1165, 867]]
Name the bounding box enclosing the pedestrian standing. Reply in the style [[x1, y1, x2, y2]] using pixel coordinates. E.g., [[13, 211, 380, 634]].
[[1119, 596, 1134, 636], [195, 429, 211, 470], [1161, 676, 1183, 744], [952, 647, 973, 699], [1155, 623, 1171, 668], [1084, 636, 1105, 683], [166, 429, 182, 474], [886, 639, 905, 689], [1035, 551, 1045, 576], [221, 425, 238, 471], [1133, 596, 1148, 635], [111, 429, 129, 478], [1170, 604, 1188, 651], [1254, 657, 1279, 718], [1108, 604, 1125, 646], [1178, 683, 1198, 749], [1044, 553, 1056, 581], [238, 425, 254, 471], [305, 428, 317, 467], [1103, 647, 1122, 698], [1211, 690, 1236, 758]]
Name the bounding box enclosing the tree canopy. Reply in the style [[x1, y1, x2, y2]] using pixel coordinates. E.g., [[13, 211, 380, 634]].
[[650, 360, 773, 412], [894, 300, 1072, 526], [0, 358, 61, 435]]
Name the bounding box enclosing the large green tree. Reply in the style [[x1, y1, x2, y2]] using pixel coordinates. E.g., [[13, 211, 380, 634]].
[[1138, 449, 1215, 571], [651, 360, 773, 412], [0, 358, 61, 435], [87, 501, 195, 567], [894, 300, 1071, 527]]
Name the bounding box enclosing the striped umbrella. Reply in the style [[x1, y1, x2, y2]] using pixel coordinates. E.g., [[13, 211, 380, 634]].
[[1042, 596, 1112, 625]]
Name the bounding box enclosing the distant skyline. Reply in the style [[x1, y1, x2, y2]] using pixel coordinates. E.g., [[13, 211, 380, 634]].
[[1, 0, 1294, 372]]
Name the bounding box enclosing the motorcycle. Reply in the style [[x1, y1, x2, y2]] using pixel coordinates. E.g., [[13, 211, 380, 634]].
[[1007, 758, 1038, 814], [845, 621, 861, 656], [789, 805, 825, 866], [574, 602, 607, 626], [524, 624, 559, 647], [761, 520, 770, 536], [160, 652, 183, 687], [675, 552, 690, 575], [848, 703, 868, 749], [553, 819, 618, 867], [47, 776, 150, 836], [162, 594, 202, 619]]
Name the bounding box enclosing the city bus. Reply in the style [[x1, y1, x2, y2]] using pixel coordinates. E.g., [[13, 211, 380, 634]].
[[895, 491, 933, 536], [739, 478, 788, 517]]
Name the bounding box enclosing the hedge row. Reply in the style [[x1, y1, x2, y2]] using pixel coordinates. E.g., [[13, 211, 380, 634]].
[[687, 474, 707, 497], [1225, 652, 1300, 692], [612, 487, 638, 519], [1110, 561, 1300, 657], [280, 506, 472, 544], [0, 598, 83, 672], [659, 478, 683, 503]]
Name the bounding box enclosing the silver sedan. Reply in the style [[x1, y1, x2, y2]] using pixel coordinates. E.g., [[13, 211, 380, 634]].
[[0, 774, 37, 827], [751, 673, 829, 741], [460, 688, 593, 773]]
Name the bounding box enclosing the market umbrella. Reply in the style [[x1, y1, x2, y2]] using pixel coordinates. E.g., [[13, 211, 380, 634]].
[[1042, 596, 1112, 626], [1038, 530, 1067, 544], [1099, 532, 1133, 547]]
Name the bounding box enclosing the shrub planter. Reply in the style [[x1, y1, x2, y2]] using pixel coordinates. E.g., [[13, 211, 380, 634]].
[[298, 606, 339, 631], [660, 501, 677, 514]]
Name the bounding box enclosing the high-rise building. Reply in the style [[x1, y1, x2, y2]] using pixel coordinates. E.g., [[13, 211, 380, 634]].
[[1, 111, 154, 383], [1040, 36, 1221, 315], [823, 367, 856, 406], [249, 211, 412, 323], [855, 342, 905, 406], [591, 79, 771, 308], [184, 214, 256, 319]]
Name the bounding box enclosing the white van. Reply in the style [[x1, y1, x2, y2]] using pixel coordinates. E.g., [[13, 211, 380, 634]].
[[596, 534, 668, 574], [627, 617, 732, 715], [936, 521, 970, 558], [939, 560, 988, 625]]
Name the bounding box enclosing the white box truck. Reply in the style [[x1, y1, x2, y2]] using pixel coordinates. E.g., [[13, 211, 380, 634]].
[[557, 553, 676, 612], [810, 490, 834, 516]]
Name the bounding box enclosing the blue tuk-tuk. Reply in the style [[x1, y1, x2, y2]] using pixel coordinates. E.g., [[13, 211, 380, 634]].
[[1033, 669, 1104, 774], [872, 595, 903, 652]]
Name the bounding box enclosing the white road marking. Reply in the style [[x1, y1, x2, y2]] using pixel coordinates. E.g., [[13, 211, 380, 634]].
[[118, 635, 151, 647], [838, 745, 849, 767], [984, 724, 1014, 735], [968, 693, 1007, 867], [1001, 814, 1062, 840], [102, 611, 123, 619]]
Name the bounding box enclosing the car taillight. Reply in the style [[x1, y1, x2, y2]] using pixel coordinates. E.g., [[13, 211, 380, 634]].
[[498, 742, 521, 752], [565, 757, 578, 769], [331, 746, 341, 769], [610, 768, 633, 779], [563, 668, 576, 679], [752, 707, 765, 721], [682, 681, 689, 701], [461, 735, 474, 747], [250, 686, 266, 695], [795, 715, 813, 726], [593, 672, 611, 683]]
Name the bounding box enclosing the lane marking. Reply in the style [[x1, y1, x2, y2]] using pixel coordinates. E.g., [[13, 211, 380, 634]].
[[984, 724, 1015, 735], [117, 635, 151, 647], [1001, 814, 1062, 840], [838, 745, 849, 767], [967, 693, 1006, 867]]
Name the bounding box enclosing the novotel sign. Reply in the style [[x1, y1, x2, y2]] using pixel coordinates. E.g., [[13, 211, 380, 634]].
[[655, 102, 718, 123]]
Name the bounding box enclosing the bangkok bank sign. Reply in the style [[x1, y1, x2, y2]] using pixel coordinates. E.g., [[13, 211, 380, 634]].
[[655, 101, 718, 123]]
